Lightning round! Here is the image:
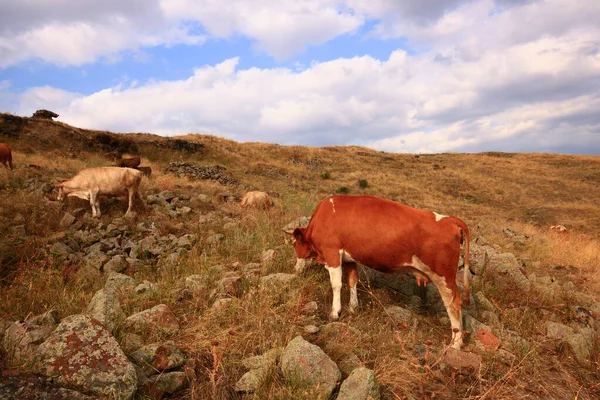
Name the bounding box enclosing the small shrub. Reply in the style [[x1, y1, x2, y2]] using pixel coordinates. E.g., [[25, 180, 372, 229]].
[[357, 179, 368, 189], [336, 186, 350, 194], [320, 171, 331, 180]]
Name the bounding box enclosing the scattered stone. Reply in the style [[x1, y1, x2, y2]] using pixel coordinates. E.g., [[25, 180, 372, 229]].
[[166, 162, 238, 185], [135, 281, 157, 295], [304, 325, 320, 334], [302, 301, 319, 314], [83, 250, 109, 270], [281, 216, 311, 234], [144, 371, 187, 397], [105, 272, 136, 293], [26, 310, 60, 327], [124, 304, 180, 336], [281, 336, 341, 399], [385, 306, 413, 325], [546, 321, 574, 340], [85, 288, 125, 333], [235, 348, 281, 393], [474, 329, 501, 351], [35, 314, 137, 399], [211, 276, 243, 298], [104, 254, 128, 274], [212, 298, 235, 310], [0, 374, 95, 399], [131, 341, 185, 375], [261, 249, 276, 264], [338, 353, 363, 377], [59, 213, 76, 228], [337, 367, 380, 400], [121, 333, 144, 353], [3, 322, 53, 365], [185, 274, 207, 293], [206, 234, 225, 244], [49, 242, 72, 259], [484, 252, 531, 292], [443, 348, 482, 372], [197, 194, 212, 203]]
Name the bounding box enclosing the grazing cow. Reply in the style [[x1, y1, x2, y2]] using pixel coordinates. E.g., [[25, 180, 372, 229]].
[[0, 143, 13, 170], [241, 191, 273, 209], [550, 225, 569, 234], [285, 195, 471, 348], [116, 156, 141, 168], [137, 166, 152, 178], [55, 167, 143, 217]]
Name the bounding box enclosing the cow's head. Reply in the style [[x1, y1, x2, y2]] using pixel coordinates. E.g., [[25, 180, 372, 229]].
[[54, 180, 68, 201], [290, 227, 315, 273]]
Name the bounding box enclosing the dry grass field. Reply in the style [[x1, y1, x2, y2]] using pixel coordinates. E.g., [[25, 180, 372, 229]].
[[1, 113, 599, 399]]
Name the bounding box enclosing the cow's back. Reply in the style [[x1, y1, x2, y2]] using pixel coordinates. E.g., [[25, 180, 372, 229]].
[[0, 144, 11, 161], [70, 167, 142, 194], [307, 195, 461, 268]]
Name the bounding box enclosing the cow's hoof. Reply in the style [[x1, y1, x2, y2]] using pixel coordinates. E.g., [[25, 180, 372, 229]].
[[330, 311, 340, 320]]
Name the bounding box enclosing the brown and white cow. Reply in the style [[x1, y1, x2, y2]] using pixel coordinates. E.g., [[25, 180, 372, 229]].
[[55, 167, 143, 217], [115, 156, 141, 168], [0, 143, 13, 170], [241, 191, 273, 209], [285, 195, 471, 348]]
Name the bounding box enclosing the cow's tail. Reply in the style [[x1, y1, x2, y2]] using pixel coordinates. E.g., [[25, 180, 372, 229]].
[[452, 217, 471, 306]]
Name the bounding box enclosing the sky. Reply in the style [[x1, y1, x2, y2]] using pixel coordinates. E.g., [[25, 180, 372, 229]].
[[1, 0, 599, 154]]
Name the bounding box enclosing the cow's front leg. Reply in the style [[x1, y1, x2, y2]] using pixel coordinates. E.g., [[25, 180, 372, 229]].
[[89, 191, 98, 217], [325, 265, 343, 320]]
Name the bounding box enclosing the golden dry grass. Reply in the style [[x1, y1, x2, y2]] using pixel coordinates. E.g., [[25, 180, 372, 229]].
[[1, 116, 599, 399]]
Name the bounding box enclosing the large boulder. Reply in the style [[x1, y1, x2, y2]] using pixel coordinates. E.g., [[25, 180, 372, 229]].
[[281, 336, 341, 399], [85, 288, 125, 334], [124, 304, 180, 336], [35, 314, 137, 399], [3, 321, 54, 366], [130, 341, 185, 375]]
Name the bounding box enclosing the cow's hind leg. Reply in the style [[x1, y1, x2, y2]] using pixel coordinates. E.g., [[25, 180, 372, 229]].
[[433, 277, 463, 349], [89, 190, 99, 217], [345, 263, 359, 313]]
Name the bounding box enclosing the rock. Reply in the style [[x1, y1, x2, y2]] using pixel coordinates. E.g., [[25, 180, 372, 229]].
[[103, 255, 128, 274], [158, 190, 177, 202], [463, 312, 492, 335], [124, 304, 180, 336], [176, 234, 195, 249], [337, 367, 380, 400], [484, 252, 531, 292], [338, 353, 363, 377], [121, 333, 144, 353], [135, 281, 157, 295], [131, 341, 185, 375], [261, 249, 276, 264], [35, 314, 137, 399], [302, 301, 319, 314], [206, 234, 225, 244], [260, 273, 296, 289], [212, 298, 235, 310], [50, 242, 72, 258], [59, 213, 76, 228], [281, 216, 311, 234], [281, 336, 341, 398], [474, 329, 501, 351], [304, 325, 320, 334], [3, 322, 53, 365], [105, 272, 136, 293], [212, 276, 243, 298], [473, 292, 496, 312], [26, 310, 60, 326], [565, 328, 594, 363], [165, 162, 237, 185], [10, 225, 26, 236], [86, 288, 125, 333], [83, 250, 109, 270], [144, 371, 187, 397], [0, 374, 96, 399], [235, 348, 281, 393], [185, 274, 207, 293], [385, 306, 413, 325], [443, 348, 482, 372], [546, 321, 574, 339], [197, 194, 212, 203], [139, 236, 165, 257], [32, 109, 59, 119]]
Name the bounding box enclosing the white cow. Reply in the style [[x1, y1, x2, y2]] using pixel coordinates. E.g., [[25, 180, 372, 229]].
[[240, 191, 273, 209], [56, 167, 143, 217]]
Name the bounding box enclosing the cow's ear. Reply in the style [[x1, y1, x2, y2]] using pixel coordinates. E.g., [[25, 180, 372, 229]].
[[293, 228, 305, 243]]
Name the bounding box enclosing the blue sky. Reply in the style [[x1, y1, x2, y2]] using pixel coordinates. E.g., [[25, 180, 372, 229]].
[[1, 0, 599, 154]]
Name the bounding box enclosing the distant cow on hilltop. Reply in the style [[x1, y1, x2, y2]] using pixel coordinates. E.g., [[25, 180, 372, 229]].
[[241, 191, 273, 209], [0, 143, 13, 170]]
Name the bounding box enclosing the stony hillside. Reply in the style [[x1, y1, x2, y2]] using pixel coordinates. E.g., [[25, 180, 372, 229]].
[[0, 112, 599, 399]]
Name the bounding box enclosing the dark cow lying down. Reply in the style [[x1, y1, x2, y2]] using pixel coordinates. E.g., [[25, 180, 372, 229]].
[[285, 195, 471, 348]]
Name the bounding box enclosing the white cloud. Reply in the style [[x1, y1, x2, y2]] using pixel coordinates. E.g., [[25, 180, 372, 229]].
[[2, 0, 599, 154]]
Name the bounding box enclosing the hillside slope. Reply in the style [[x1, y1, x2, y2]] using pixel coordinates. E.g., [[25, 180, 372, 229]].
[[0, 113, 599, 399]]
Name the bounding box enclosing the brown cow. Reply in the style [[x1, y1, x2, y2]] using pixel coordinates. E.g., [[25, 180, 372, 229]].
[[55, 167, 143, 217], [241, 191, 273, 209], [285, 195, 471, 348], [116, 156, 141, 168], [0, 143, 13, 170]]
